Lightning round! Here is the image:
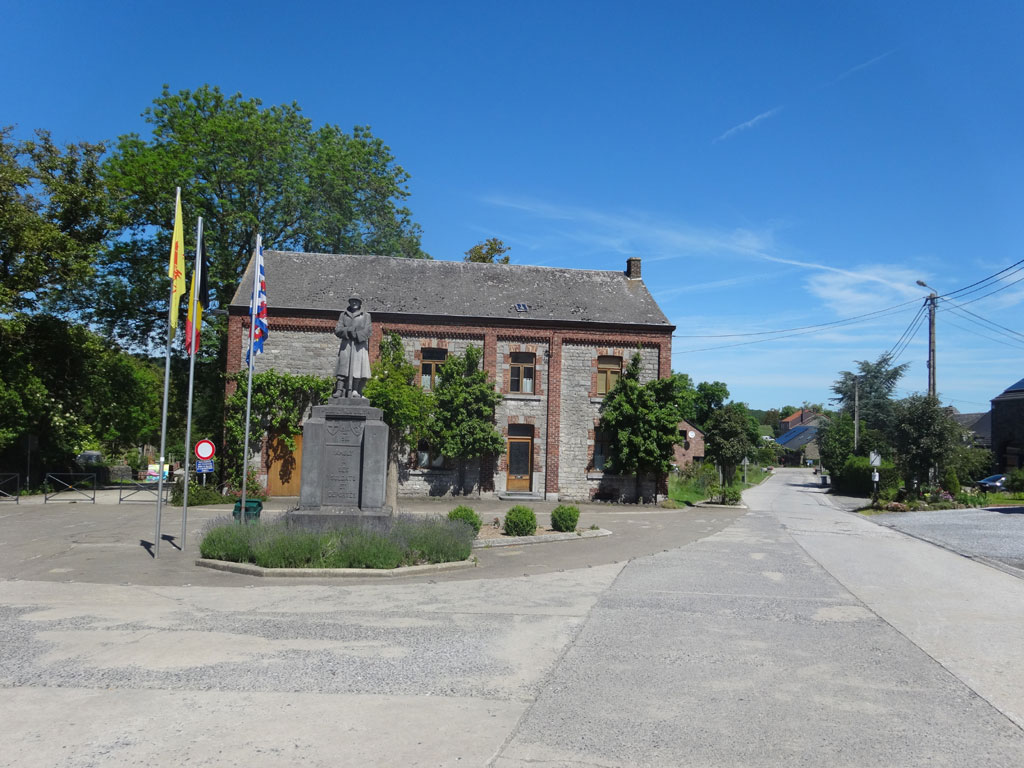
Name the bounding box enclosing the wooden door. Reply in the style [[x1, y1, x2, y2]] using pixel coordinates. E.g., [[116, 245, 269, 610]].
[[507, 437, 532, 492], [267, 433, 303, 496]]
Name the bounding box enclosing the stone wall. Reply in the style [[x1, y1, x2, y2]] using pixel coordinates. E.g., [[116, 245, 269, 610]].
[[557, 344, 660, 501]]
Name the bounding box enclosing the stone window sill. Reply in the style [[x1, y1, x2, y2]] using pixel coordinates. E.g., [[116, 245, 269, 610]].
[[407, 468, 453, 476], [589, 397, 605, 404], [503, 393, 543, 402]]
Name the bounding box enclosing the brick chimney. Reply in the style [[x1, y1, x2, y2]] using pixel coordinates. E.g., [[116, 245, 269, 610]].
[[626, 257, 642, 279]]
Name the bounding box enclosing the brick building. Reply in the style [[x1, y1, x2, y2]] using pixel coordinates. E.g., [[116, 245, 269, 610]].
[[227, 251, 675, 501]]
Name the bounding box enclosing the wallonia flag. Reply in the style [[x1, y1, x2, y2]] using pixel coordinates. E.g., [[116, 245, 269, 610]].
[[184, 237, 209, 356], [167, 189, 186, 337]]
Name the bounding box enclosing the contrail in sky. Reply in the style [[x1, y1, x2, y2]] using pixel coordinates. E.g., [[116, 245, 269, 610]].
[[713, 106, 783, 143]]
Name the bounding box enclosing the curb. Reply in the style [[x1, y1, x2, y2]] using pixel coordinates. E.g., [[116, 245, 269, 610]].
[[195, 557, 477, 578], [472, 527, 612, 548], [693, 503, 749, 510]]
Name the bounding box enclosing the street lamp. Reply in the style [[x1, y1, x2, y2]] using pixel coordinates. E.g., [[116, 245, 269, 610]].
[[916, 281, 937, 398]]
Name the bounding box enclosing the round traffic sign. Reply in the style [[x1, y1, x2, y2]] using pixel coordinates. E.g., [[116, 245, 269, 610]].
[[194, 439, 216, 460]]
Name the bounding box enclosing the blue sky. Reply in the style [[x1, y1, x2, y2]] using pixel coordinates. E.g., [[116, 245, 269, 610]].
[[4, 0, 1023, 411]]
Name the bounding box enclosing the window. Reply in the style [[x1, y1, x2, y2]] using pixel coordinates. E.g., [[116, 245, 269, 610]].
[[509, 352, 535, 393], [596, 356, 622, 396], [420, 348, 447, 391], [416, 439, 446, 469], [593, 429, 610, 471]]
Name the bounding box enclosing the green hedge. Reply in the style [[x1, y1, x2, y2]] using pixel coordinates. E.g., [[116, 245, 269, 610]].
[[834, 455, 900, 496]]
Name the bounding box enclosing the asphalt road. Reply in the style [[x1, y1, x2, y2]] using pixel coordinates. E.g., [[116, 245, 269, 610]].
[[869, 504, 1024, 572], [1, 469, 1022, 766]]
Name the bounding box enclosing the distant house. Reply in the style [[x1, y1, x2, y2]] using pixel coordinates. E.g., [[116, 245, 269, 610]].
[[779, 409, 825, 434], [951, 410, 992, 449], [227, 252, 674, 502], [673, 420, 705, 467], [991, 377, 1024, 472]]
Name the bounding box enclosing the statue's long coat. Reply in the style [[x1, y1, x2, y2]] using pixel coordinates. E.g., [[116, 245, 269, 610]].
[[334, 309, 371, 379]]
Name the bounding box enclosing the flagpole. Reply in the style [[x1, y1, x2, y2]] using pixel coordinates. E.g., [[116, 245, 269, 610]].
[[181, 216, 203, 549], [154, 186, 183, 558], [240, 234, 261, 522]]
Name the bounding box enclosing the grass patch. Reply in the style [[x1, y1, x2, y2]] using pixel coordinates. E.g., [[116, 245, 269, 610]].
[[199, 514, 473, 569]]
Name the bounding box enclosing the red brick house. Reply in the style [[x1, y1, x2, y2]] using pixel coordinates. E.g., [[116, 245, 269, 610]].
[[227, 252, 675, 501], [673, 419, 705, 468]]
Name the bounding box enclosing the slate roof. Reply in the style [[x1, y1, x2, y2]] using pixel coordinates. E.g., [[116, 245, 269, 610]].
[[229, 251, 673, 328]]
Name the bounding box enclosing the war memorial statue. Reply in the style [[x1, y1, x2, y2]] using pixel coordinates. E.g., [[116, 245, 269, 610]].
[[291, 295, 390, 524], [332, 295, 371, 399]]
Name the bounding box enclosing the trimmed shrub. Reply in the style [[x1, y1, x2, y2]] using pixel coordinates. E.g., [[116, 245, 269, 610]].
[[199, 519, 258, 561], [448, 505, 482, 535], [550, 504, 580, 532], [834, 455, 900, 497], [504, 505, 537, 536], [721, 486, 742, 505]]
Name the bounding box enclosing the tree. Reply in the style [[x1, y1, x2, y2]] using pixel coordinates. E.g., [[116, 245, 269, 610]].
[[0, 127, 109, 314], [704, 402, 758, 491], [364, 332, 433, 509], [831, 353, 908, 433], [670, 372, 698, 424], [816, 412, 855, 476], [599, 353, 686, 502], [0, 315, 162, 482], [887, 394, 964, 494], [96, 84, 429, 347], [694, 380, 729, 429], [464, 237, 510, 264], [427, 346, 504, 494]]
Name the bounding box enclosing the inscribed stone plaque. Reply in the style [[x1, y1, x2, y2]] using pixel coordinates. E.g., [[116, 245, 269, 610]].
[[324, 445, 361, 506]]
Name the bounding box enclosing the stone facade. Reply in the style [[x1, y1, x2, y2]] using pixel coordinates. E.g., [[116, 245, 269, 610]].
[[557, 343, 660, 501], [991, 380, 1024, 472], [673, 419, 705, 468], [227, 254, 674, 502]]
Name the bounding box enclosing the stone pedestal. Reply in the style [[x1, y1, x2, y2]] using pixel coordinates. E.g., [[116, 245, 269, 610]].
[[289, 401, 390, 527]]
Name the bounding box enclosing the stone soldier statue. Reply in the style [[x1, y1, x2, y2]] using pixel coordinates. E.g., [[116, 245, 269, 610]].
[[332, 295, 372, 398]]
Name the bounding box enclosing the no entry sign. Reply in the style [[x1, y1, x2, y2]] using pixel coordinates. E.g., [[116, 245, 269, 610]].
[[194, 439, 216, 461]]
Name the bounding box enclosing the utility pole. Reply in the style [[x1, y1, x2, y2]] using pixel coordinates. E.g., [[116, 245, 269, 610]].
[[927, 292, 936, 398], [853, 376, 860, 451], [916, 281, 938, 399]]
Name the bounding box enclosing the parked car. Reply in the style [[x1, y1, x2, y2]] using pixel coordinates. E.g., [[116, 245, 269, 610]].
[[977, 474, 1008, 492]]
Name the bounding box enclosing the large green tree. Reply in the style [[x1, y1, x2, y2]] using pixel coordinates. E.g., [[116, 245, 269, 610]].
[[427, 346, 504, 495], [831, 353, 908, 433], [599, 353, 686, 502], [704, 402, 758, 489], [0, 127, 109, 314], [96, 84, 428, 347], [887, 394, 964, 494], [364, 332, 433, 509], [0, 316, 162, 481], [694, 380, 729, 430]]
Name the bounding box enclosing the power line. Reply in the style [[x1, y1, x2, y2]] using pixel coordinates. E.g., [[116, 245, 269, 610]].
[[886, 300, 927, 360], [671, 298, 921, 339], [946, 272, 1024, 308], [940, 314, 1024, 351], [942, 257, 1024, 300], [889, 306, 928, 364], [938, 297, 1024, 340]]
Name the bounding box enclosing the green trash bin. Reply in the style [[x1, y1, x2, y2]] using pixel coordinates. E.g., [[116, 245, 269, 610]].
[[232, 499, 262, 521]]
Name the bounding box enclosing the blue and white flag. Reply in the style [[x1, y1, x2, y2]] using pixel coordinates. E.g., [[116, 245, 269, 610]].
[[246, 236, 268, 366]]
